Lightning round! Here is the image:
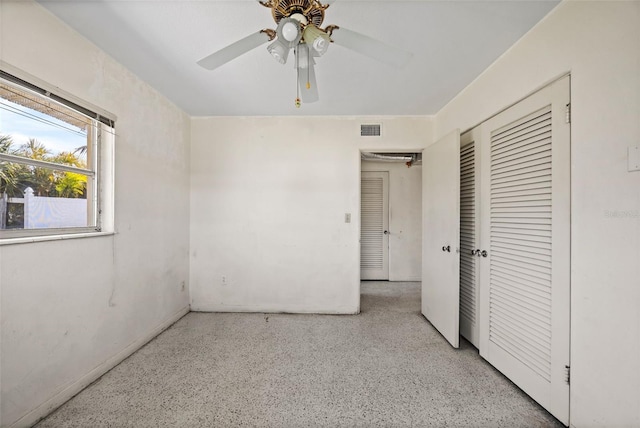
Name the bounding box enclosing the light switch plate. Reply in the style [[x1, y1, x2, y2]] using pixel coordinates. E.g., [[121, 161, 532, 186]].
[[629, 146, 640, 172]]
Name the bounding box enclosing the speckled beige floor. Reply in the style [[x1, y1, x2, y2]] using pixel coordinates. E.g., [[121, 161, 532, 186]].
[[36, 282, 563, 427]]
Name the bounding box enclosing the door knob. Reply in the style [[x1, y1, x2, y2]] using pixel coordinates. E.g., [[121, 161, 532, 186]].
[[383, 230, 389, 235], [481, 250, 488, 257], [442, 245, 451, 252], [471, 249, 479, 256]]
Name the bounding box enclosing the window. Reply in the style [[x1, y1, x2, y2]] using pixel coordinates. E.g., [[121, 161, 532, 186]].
[[0, 69, 115, 240]]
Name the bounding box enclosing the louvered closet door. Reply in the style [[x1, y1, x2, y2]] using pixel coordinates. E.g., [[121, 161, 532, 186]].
[[361, 171, 389, 280], [460, 129, 480, 348], [478, 76, 570, 425]]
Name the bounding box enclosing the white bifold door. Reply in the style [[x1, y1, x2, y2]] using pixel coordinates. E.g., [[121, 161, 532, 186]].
[[424, 76, 570, 424], [477, 76, 571, 425], [422, 130, 461, 348], [459, 129, 481, 348], [361, 171, 389, 280]]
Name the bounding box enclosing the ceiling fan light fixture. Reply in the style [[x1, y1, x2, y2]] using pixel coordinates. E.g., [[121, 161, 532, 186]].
[[198, 0, 413, 107], [267, 39, 290, 64], [302, 24, 330, 56]]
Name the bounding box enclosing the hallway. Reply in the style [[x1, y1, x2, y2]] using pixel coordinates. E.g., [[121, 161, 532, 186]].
[[36, 282, 562, 427]]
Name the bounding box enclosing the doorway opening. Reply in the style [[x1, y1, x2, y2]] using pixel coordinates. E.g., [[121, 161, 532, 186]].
[[359, 151, 423, 306]]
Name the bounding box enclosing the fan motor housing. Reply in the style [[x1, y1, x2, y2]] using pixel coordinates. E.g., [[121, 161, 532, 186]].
[[272, 0, 325, 27]]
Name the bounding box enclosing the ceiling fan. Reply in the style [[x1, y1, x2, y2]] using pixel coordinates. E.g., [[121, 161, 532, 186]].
[[196, 0, 413, 108]]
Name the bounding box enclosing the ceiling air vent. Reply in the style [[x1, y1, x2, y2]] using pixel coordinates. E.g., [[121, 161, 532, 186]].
[[360, 124, 381, 137]]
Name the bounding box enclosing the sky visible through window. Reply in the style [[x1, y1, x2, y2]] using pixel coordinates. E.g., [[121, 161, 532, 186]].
[[0, 97, 87, 157]]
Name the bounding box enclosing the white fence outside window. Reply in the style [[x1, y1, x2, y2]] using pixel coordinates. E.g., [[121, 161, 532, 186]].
[[0, 187, 86, 229]]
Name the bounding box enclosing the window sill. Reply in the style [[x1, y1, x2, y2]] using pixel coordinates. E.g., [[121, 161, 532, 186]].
[[0, 231, 115, 246]]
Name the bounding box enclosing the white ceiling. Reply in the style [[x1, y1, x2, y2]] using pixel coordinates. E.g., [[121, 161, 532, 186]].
[[38, 0, 559, 117]]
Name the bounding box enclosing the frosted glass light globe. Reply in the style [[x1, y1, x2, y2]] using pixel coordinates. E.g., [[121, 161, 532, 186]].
[[302, 25, 330, 56], [282, 22, 299, 42], [267, 40, 289, 64]]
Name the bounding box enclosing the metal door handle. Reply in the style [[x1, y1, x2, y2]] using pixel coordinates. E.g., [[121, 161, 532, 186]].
[[383, 230, 389, 235], [442, 245, 451, 252], [481, 250, 488, 257], [471, 249, 478, 256]]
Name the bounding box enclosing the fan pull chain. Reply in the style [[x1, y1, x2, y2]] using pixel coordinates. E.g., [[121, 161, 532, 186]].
[[295, 45, 301, 108], [307, 59, 311, 90]]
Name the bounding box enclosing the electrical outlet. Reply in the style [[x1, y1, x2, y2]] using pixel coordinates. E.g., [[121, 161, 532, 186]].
[[345, 213, 351, 223], [222, 276, 227, 285], [180, 281, 186, 291]]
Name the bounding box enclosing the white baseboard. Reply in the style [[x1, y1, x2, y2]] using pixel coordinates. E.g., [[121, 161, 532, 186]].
[[10, 305, 190, 428], [191, 303, 359, 315], [388, 277, 421, 282]]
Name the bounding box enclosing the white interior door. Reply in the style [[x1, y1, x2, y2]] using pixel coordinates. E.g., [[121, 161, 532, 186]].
[[361, 171, 389, 280], [478, 76, 570, 424], [422, 130, 461, 348], [459, 129, 481, 348]]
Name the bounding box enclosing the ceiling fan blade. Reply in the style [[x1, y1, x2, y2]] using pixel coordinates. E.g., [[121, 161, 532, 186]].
[[330, 27, 412, 68], [299, 57, 319, 103], [197, 31, 272, 71]]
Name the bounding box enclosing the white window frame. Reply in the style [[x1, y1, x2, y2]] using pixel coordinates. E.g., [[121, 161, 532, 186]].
[[0, 65, 115, 243]]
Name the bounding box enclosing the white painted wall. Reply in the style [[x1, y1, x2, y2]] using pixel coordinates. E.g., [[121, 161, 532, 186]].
[[190, 117, 432, 313], [434, 2, 640, 426], [0, 2, 191, 427], [361, 161, 422, 281]]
